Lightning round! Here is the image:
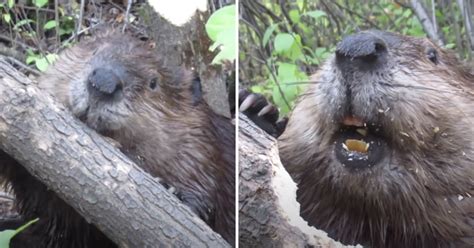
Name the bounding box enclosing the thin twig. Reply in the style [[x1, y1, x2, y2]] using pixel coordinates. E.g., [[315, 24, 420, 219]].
[[409, 0, 445, 45], [448, 1, 463, 57], [268, 59, 291, 109], [17, 8, 42, 51], [5, 57, 41, 76], [0, 34, 38, 52], [122, 0, 133, 33], [76, 0, 85, 42], [332, 1, 380, 29], [61, 24, 99, 49], [35, 6, 40, 42], [54, 0, 60, 46], [18, 5, 55, 13]]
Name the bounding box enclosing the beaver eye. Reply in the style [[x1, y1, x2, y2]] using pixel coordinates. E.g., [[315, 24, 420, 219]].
[[426, 48, 438, 64], [149, 78, 158, 90]]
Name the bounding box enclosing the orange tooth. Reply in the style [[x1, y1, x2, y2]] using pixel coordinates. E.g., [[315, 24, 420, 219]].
[[343, 116, 365, 127], [344, 139, 370, 153]]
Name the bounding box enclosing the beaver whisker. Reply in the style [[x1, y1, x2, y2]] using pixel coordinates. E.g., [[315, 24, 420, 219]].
[[283, 80, 323, 85], [104, 108, 129, 118], [378, 82, 456, 93], [295, 91, 319, 98]]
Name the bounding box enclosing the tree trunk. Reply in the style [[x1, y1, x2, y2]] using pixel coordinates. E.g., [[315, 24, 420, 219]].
[[0, 57, 229, 247], [238, 115, 354, 248], [139, 2, 233, 118]]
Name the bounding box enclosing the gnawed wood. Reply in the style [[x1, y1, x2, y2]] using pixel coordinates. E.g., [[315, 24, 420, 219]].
[[238, 115, 353, 248]]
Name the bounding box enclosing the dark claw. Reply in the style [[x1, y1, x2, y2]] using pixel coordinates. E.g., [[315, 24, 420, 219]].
[[239, 89, 287, 137]]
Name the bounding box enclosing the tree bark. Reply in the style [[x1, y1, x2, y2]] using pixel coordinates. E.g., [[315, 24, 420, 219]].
[[238, 115, 354, 248], [139, 2, 232, 118], [0, 57, 229, 247]]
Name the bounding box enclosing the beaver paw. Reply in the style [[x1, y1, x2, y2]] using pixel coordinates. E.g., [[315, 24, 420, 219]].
[[239, 89, 287, 137]]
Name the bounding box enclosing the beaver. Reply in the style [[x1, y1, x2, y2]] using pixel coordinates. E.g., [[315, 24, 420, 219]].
[[0, 31, 235, 247], [240, 30, 473, 247]]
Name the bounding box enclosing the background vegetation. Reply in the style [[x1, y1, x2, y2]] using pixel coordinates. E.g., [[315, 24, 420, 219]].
[[0, 0, 233, 73], [239, 0, 474, 115]]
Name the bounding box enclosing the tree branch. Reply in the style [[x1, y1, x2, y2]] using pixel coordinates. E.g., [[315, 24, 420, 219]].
[[409, 0, 445, 45]]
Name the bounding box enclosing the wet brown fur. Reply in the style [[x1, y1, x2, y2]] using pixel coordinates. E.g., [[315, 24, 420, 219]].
[[1, 31, 235, 247], [279, 31, 473, 247]]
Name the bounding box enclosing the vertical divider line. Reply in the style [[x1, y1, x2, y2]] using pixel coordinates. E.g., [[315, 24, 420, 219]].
[[234, 1, 240, 247]]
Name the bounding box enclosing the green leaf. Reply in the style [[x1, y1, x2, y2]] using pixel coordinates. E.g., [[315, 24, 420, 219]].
[[59, 27, 74, 36], [7, 0, 14, 8], [13, 19, 34, 30], [251, 85, 264, 93], [0, 218, 39, 247], [45, 54, 58, 64], [44, 20, 57, 30], [442, 26, 451, 35], [205, 5, 236, 64], [445, 43, 456, 49], [0, 229, 16, 247], [277, 63, 300, 86], [402, 9, 412, 18], [314, 47, 330, 60], [33, 0, 48, 8], [289, 9, 300, 23], [305, 10, 326, 20], [271, 62, 309, 115], [272, 85, 290, 115], [262, 24, 277, 47], [205, 5, 236, 42], [26, 55, 38, 65], [25, 48, 35, 57], [274, 33, 294, 53], [35, 54, 57, 71], [210, 29, 236, 64], [296, 0, 305, 11], [35, 57, 49, 71], [394, 8, 403, 15], [3, 13, 11, 23], [288, 34, 303, 61], [274, 34, 303, 61]]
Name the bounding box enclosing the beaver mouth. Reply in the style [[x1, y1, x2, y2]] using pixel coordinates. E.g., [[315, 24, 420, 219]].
[[334, 116, 387, 171]]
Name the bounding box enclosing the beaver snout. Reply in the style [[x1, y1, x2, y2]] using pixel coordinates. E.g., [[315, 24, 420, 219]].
[[87, 67, 123, 97], [336, 31, 388, 71]]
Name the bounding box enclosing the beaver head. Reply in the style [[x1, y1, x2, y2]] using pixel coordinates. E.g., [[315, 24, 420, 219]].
[[38, 33, 192, 134], [279, 30, 473, 247], [36, 32, 212, 168], [37, 32, 235, 243]]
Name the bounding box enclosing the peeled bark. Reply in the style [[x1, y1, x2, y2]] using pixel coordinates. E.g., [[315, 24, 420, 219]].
[[238, 115, 354, 248], [0, 57, 229, 247]]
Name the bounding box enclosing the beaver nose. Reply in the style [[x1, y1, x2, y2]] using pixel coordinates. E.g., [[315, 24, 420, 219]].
[[335, 32, 387, 70], [87, 68, 123, 96]]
